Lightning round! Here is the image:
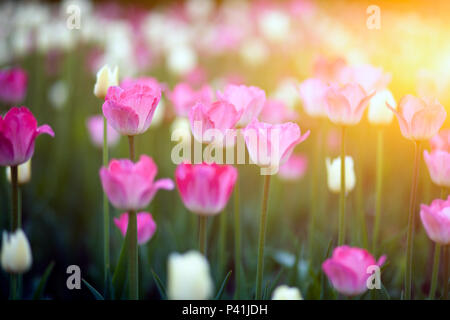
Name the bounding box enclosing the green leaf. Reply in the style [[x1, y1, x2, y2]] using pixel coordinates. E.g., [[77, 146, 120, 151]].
[[151, 269, 167, 299], [320, 239, 334, 300], [82, 279, 104, 300], [112, 232, 128, 300], [104, 271, 115, 300], [215, 270, 232, 300], [32, 261, 55, 300]]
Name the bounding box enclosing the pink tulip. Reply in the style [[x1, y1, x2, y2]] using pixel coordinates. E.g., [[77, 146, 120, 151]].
[[189, 100, 242, 146], [102, 82, 161, 136], [217, 84, 266, 126], [120, 77, 161, 91], [298, 78, 329, 118], [0, 68, 27, 104], [420, 196, 450, 245], [175, 162, 237, 215], [313, 56, 347, 83], [278, 154, 308, 181], [387, 95, 447, 141], [99, 155, 174, 211], [337, 64, 391, 93], [169, 83, 213, 117], [86, 115, 120, 148], [430, 129, 450, 152], [423, 150, 450, 188], [241, 118, 310, 168], [0, 107, 54, 166], [325, 83, 374, 125], [322, 246, 386, 296], [259, 99, 298, 124], [114, 212, 156, 245]]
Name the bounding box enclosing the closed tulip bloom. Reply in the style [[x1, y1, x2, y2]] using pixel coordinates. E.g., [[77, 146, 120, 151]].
[[368, 89, 397, 125], [322, 246, 386, 296], [325, 83, 374, 126], [0, 107, 54, 166], [0, 68, 27, 104], [120, 77, 160, 90], [93, 64, 119, 99], [430, 129, 450, 152], [420, 196, 450, 245], [99, 155, 174, 211], [423, 150, 450, 188], [259, 99, 298, 124], [169, 83, 214, 117], [272, 285, 303, 300], [114, 212, 156, 245], [387, 95, 447, 141], [102, 82, 161, 136], [242, 118, 310, 169], [325, 156, 356, 194], [6, 159, 31, 185], [167, 251, 214, 300], [278, 154, 308, 181], [217, 84, 266, 126], [176, 162, 237, 215], [298, 78, 329, 118], [189, 100, 242, 146], [86, 115, 120, 148], [1, 229, 32, 274]]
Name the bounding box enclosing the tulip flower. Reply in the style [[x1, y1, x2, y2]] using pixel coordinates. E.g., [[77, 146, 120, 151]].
[[278, 154, 308, 181], [114, 212, 157, 245], [6, 159, 31, 185], [272, 285, 303, 300], [120, 76, 161, 90], [368, 89, 397, 125], [1, 229, 32, 274], [322, 246, 386, 296], [0, 68, 27, 104], [93, 64, 119, 99], [86, 115, 120, 148], [325, 156, 356, 194], [313, 56, 347, 83], [259, 99, 298, 124], [167, 251, 214, 300], [169, 83, 214, 117], [99, 155, 174, 211], [423, 150, 450, 188], [430, 129, 450, 152], [217, 84, 266, 126], [337, 64, 391, 93], [102, 83, 161, 136], [298, 78, 329, 118]]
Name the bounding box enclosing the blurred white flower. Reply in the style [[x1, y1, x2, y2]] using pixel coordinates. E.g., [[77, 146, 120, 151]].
[[186, 0, 214, 21], [272, 285, 303, 300], [240, 38, 269, 67], [1, 229, 32, 274], [258, 10, 291, 42], [368, 89, 396, 125], [49, 81, 69, 110], [325, 156, 356, 194], [93, 65, 119, 99], [167, 45, 197, 76], [273, 78, 300, 109]]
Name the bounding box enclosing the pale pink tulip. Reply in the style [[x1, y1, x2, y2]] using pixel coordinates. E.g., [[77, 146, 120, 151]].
[[322, 246, 386, 296], [0, 68, 27, 104], [278, 154, 308, 181], [99, 155, 174, 211], [337, 64, 391, 93], [313, 56, 346, 83], [298, 78, 329, 118], [120, 77, 161, 90], [430, 129, 450, 152], [175, 162, 237, 215], [114, 212, 156, 245], [86, 115, 120, 148], [420, 196, 450, 245], [423, 150, 450, 188], [259, 99, 298, 124], [169, 83, 213, 117], [387, 95, 447, 141]]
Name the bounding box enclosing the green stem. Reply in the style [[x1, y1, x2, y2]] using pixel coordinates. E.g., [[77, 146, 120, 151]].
[[405, 141, 421, 300], [338, 126, 346, 246], [199, 216, 207, 255], [127, 210, 138, 300], [443, 245, 448, 300], [233, 179, 241, 299], [103, 116, 110, 289], [372, 129, 384, 253], [9, 165, 18, 300], [255, 174, 271, 299], [429, 243, 441, 299], [218, 209, 227, 276], [128, 136, 135, 162]]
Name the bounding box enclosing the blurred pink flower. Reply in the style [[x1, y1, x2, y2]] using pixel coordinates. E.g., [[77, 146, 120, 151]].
[[278, 154, 308, 181], [114, 212, 156, 245], [325, 83, 374, 125], [241, 118, 310, 168], [0, 68, 28, 104], [430, 129, 450, 152], [217, 84, 266, 127], [420, 196, 450, 245], [175, 162, 237, 215], [322, 246, 386, 296], [86, 115, 120, 148], [0, 107, 54, 166], [337, 64, 391, 93], [423, 150, 450, 188], [387, 95, 447, 141], [99, 155, 174, 211], [120, 77, 161, 90], [183, 67, 207, 87], [298, 78, 329, 118], [102, 82, 161, 136], [313, 56, 347, 83], [169, 83, 213, 117], [259, 99, 298, 124]]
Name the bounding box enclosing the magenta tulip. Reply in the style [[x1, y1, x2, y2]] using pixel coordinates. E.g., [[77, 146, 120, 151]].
[[0, 68, 27, 104], [0, 107, 54, 166], [114, 212, 157, 245], [420, 196, 450, 245], [86, 115, 120, 148], [99, 155, 174, 211], [169, 83, 213, 117]]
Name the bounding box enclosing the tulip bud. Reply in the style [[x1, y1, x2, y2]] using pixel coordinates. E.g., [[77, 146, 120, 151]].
[[1, 229, 32, 274], [6, 159, 31, 185], [368, 89, 396, 125], [325, 156, 356, 194], [167, 251, 214, 300], [272, 285, 303, 300], [93, 64, 119, 99]]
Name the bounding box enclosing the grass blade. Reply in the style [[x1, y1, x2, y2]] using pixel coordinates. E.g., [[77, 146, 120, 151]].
[[32, 261, 55, 300]]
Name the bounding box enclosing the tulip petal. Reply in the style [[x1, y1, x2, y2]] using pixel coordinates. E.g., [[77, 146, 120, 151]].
[[36, 124, 55, 137], [103, 101, 140, 136], [410, 103, 447, 141]]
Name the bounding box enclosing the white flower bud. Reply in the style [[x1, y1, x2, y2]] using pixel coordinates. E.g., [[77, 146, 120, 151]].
[[93, 65, 119, 99], [325, 156, 356, 194], [167, 251, 214, 300], [1, 229, 32, 274], [368, 89, 396, 125], [6, 160, 31, 185], [272, 285, 303, 300]]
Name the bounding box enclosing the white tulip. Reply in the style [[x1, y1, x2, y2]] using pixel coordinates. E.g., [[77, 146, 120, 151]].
[[325, 156, 356, 194], [167, 251, 214, 300], [150, 98, 166, 129], [6, 160, 31, 185], [1, 229, 32, 274], [272, 285, 303, 300], [93, 64, 119, 99], [166, 45, 197, 76], [368, 89, 396, 125], [258, 10, 291, 42]]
